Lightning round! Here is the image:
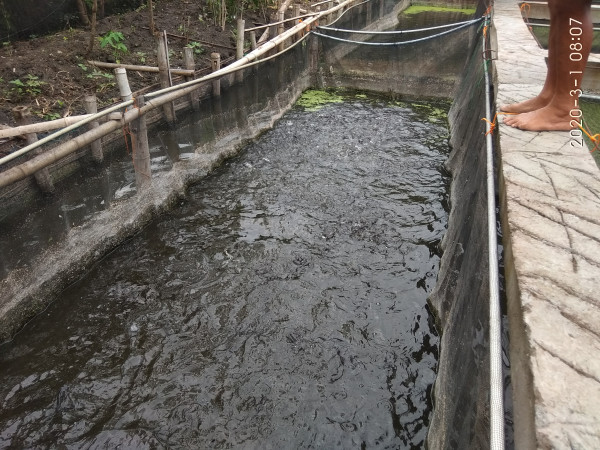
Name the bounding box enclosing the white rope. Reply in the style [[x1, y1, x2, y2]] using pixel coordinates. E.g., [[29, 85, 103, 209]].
[[312, 16, 482, 46], [318, 17, 481, 35], [482, 13, 506, 450]]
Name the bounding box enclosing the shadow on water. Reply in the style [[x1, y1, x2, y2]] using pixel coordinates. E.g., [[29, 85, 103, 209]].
[[0, 92, 451, 448]]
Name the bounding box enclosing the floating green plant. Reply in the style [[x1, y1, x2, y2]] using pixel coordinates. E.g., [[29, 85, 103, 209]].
[[409, 101, 450, 124], [401, 5, 477, 15], [296, 89, 344, 111]]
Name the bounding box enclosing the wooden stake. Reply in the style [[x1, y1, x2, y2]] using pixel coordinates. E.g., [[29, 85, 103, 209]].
[[250, 30, 257, 50], [83, 95, 103, 163], [211, 52, 221, 96], [236, 19, 245, 60], [12, 106, 54, 193], [183, 47, 199, 111], [157, 32, 176, 123], [129, 95, 151, 189]]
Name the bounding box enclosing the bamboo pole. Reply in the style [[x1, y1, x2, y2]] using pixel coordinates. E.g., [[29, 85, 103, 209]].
[[12, 106, 54, 193], [250, 31, 257, 50], [114, 68, 133, 105], [0, 115, 93, 139], [156, 32, 176, 123], [183, 47, 199, 111], [277, 11, 285, 52], [245, 13, 316, 32], [236, 19, 245, 60], [83, 95, 103, 163], [211, 53, 221, 96], [129, 95, 151, 188], [87, 60, 194, 76], [257, 27, 270, 45], [293, 4, 301, 24]]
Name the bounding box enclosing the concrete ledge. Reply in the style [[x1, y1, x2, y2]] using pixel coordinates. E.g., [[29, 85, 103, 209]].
[[494, 0, 600, 448]]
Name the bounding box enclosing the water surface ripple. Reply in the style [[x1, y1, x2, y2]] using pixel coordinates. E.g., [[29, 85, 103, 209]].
[[0, 95, 449, 449]]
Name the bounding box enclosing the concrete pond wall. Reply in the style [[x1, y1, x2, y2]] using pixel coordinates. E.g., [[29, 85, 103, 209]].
[[0, 0, 499, 447]]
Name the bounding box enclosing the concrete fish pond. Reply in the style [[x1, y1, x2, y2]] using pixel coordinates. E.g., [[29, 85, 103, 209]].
[[0, 91, 451, 448], [0, 0, 518, 448]]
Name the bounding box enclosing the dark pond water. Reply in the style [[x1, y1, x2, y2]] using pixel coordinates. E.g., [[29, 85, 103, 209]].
[[0, 92, 450, 449]]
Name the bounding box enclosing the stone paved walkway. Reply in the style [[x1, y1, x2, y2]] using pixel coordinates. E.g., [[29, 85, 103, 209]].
[[494, 0, 600, 448]]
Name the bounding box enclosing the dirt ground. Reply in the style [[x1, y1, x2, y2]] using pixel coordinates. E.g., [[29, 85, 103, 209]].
[[0, 0, 271, 130]]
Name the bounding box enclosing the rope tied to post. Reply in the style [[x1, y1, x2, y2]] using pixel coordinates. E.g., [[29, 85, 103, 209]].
[[578, 121, 600, 153]]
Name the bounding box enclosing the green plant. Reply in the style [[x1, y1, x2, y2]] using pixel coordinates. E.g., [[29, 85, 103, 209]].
[[9, 74, 45, 98], [85, 69, 115, 92], [98, 31, 128, 62], [42, 112, 61, 121], [78, 63, 88, 72], [186, 41, 205, 55], [135, 51, 147, 63]]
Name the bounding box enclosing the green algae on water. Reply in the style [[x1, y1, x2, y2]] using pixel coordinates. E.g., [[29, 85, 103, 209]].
[[401, 5, 477, 16], [408, 101, 450, 124], [296, 89, 344, 111]]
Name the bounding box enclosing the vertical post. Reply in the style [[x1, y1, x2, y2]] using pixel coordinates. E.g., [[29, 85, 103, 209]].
[[114, 68, 132, 105], [366, 0, 372, 25], [293, 4, 301, 24], [211, 52, 221, 96], [83, 95, 103, 163], [157, 32, 176, 123], [277, 11, 285, 52], [129, 95, 151, 189], [12, 106, 54, 193], [292, 4, 301, 42], [250, 30, 257, 50], [183, 47, 199, 111], [236, 18, 245, 60], [309, 28, 319, 73]]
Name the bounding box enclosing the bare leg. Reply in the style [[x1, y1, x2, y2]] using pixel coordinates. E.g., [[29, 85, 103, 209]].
[[501, 7, 560, 113], [503, 0, 592, 131]]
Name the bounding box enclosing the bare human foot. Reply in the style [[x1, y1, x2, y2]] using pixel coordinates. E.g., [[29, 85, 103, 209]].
[[500, 94, 552, 114], [502, 104, 574, 131]]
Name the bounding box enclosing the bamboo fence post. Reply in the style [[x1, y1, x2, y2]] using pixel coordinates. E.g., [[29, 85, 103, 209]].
[[277, 11, 285, 52], [83, 95, 103, 163], [183, 47, 199, 111], [250, 30, 257, 50], [366, 0, 372, 24], [294, 4, 301, 24], [157, 32, 176, 123], [114, 68, 133, 106], [236, 19, 245, 60], [129, 95, 151, 189], [211, 53, 221, 96], [12, 106, 54, 193]]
